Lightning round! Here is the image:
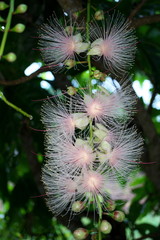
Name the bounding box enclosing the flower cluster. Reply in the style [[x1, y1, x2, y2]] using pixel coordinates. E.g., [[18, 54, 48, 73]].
[[39, 11, 136, 75], [40, 10, 143, 220], [41, 85, 143, 215]]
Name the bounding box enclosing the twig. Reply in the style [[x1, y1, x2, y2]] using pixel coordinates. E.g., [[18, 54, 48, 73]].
[[0, 91, 32, 119], [0, 66, 50, 86], [129, 0, 148, 19], [131, 14, 160, 28]]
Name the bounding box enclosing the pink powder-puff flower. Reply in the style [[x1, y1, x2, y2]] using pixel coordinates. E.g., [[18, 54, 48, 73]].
[[79, 84, 136, 124], [88, 12, 137, 75], [97, 126, 143, 178], [78, 167, 117, 211], [39, 16, 89, 71], [42, 164, 80, 215], [46, 137, 96, 174], [41, 98, 89, 138]]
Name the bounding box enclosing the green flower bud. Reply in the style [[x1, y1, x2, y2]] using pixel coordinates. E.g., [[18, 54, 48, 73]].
[[14, 4, 28, 14], [0, 1, 9, 10], [64, 59, 76, 69], [94, 10, 104, 20], [93, 70, 102, 79], [72, 201, 84, 213], [105, 200, 116, 212], [11, 23, 25, 33], [3, 52, 17, 62], [65, 26, 74, 35], [73, 228, 88, 240], [100, 220, 112, 234], [100, 73, 107, 81], [112, 211, 125, 222], [67, 86, 77, 96]]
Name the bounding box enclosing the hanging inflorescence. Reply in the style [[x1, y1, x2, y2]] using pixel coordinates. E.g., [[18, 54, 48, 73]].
[[39, 8, 143, 226]]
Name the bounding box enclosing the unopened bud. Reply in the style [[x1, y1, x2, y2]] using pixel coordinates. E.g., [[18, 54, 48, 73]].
[[93, 70, 102, 79], [0, 1, 9, 10], [100, 220, 112, 234], [65, 26, 73, 35], [72, 201, 84, 213], [3, 52, 17, 62], [112, 211, 125, 222], [105, 200, 116, 212], [67, 86, 77, 96], [73, 228, 88, 240], [64, 59, 76, 69], [100, 73, 107, 81], [11, 23, 25, 33], [14, 4, 28, 14], [94, 10, 104, 20]]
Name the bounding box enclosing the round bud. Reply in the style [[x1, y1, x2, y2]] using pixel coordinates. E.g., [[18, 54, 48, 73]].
[[105, 200, 116, 212], [0, 1, 9, 11], [3, 52, 17, 62], [65, 26, 73, 35], [100, 73, 107, 81], [94, 10, 104, 20], [72, 201, 84, 213], [93, 70, 102, 79], [112, 211, 125, 222], [11, 23, 25, 33], [73, 228, 88, 240], [64, 59, 76, 69], [67, 86, 77, 96], [14, 4, 28, 14], [100, 220, 112, 234]]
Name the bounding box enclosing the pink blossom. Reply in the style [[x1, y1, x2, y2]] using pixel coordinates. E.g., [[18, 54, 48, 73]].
[[41, 99, 75, 137], [76, 84, 136, 124], [98, 127, 143, 178], [42, 164, 79, 215], [41, 86, 142, 216], [39, 16, 89, 71], [88, 12, 137, 75]]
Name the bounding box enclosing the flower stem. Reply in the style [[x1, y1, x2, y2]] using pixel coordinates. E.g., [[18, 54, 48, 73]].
[[96, 196, 102, 240], [0, 91, 33, 120], [0, 0, 14, 59], [86, 0, 93, 144], [86, 0, 92, 96]]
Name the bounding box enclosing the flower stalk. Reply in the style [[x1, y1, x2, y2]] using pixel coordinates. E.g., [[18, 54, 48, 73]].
[[0, 0, 14, 59]]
